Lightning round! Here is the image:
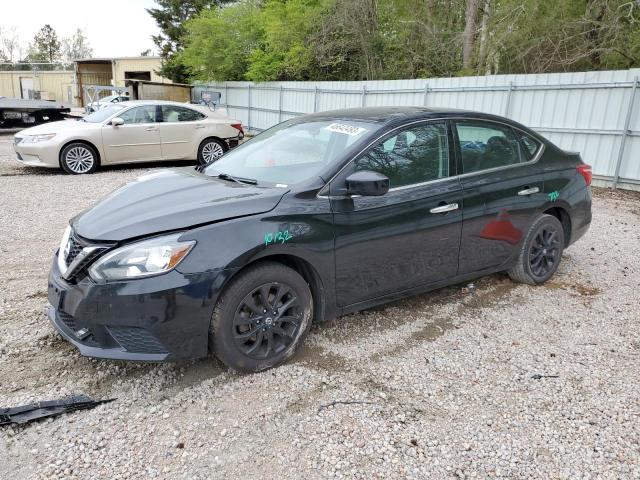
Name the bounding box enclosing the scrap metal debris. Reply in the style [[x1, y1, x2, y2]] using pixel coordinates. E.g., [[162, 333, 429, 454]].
[[0, 395, 115, 426], [531, 374, 560, 380]]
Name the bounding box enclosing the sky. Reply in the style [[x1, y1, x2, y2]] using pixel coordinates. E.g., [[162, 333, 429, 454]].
[[0, 0, 160, 59]]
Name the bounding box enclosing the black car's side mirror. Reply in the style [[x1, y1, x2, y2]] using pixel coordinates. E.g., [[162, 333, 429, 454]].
[[345, 170, 390, 196]]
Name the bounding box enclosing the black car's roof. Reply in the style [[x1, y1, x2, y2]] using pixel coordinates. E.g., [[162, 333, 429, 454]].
[[301, 106, 540, 139], [303, 106, 516, 125]]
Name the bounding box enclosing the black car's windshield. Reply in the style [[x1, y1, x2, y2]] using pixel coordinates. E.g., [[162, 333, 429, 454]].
[[204, 120, 374, 185], [83, 104, 127, 123]]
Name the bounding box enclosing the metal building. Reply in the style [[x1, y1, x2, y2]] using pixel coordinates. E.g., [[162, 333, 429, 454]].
[[75, 56, 171, 106]]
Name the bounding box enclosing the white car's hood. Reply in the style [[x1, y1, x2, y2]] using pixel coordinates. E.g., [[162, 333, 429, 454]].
[[16, 119, 95, 136]]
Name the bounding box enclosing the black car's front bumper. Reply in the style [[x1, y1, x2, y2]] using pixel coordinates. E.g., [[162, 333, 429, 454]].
[[47, 253, 229, 361]]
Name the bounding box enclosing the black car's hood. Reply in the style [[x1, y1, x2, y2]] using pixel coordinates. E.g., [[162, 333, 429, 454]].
[[72, 168, 289, 241]]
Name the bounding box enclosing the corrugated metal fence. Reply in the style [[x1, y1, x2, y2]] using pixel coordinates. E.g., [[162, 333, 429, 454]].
[[193, 69, 640, 189]]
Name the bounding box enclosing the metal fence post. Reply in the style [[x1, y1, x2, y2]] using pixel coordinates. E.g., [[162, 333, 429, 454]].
[[247, 84, 252, 132], [423, 83, 430, 107], [361, 85, 367, 107], [225, 83, 229, 107], [504, 81, 514, 117], [313, 86, 318, 112], [613, 76, 639, 188], [278, 85, 283, 122]]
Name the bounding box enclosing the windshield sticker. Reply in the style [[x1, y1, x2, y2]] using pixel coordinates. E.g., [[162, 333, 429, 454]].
[[548, 191, 559, 202], [325, 123, 367, 136], [264, 230, 294, 246]]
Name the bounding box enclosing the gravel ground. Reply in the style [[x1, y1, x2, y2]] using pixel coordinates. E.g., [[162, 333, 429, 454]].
[[0, 132, 639, 479]]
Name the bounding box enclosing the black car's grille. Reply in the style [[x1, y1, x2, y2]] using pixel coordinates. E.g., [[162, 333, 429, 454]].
[[58, 310, 76, 331], [61, 231, 113, 281], [107, 326, 168, 354], [65, 234, 84, 265], [57, 310, 99, 346]]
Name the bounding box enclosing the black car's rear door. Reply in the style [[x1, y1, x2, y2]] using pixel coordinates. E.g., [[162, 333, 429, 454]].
[[453, 119, 547, 274], [330, 120, 463, 307]]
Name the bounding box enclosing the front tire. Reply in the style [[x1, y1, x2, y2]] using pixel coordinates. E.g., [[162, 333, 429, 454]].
[[197, 138, 226, 166], [508, 214, 564, 285], [210, 262, 313, 373], [60, 142, 99, 174]]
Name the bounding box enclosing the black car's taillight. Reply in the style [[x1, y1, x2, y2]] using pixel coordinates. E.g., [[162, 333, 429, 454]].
[[576, 164, 592, 186]]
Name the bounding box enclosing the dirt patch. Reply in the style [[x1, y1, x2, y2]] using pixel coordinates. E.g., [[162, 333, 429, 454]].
[[592, 186, 640, 202], [546, 281, 601, 297]]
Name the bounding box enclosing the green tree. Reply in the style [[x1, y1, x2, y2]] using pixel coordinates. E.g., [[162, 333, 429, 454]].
[[181, 0, 263, 81], [246, 0, 329, 81], [27, 24, 61, 63], [484, 0, 640, 74], [178, 0, 640, 82], [61, 28, 93, 62], [147, 0, 232, 83]]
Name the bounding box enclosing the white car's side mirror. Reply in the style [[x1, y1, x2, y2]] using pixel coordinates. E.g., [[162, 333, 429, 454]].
[[111, 117, 124, 127]]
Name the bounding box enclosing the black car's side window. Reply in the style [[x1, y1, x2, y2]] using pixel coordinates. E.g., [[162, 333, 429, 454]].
[[517, 131, 542, 160], [354, 122, 449, 188], [455, 121, 524, 174]]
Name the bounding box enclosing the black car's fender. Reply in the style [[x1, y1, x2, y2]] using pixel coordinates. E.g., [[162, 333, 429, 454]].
[[176, 194, 338, 324]]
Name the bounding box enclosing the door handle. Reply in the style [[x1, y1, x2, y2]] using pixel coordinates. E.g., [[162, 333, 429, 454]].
[[517, 187, 539, 196], [145, 127, 158, 132], [195, 125, 206, 129], [430, 203, 459, 214]]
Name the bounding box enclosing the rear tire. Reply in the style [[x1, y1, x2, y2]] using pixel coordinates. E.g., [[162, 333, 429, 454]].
[[60, 142, 99, 175], [197, 138, 226, 166], [508, 214, 564, 285], [210, 262, 313, 373]]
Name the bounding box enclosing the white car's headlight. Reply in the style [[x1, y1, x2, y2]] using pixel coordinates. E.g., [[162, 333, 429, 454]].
[[88, 233, 195, 282], [21, 134, 56, 144]]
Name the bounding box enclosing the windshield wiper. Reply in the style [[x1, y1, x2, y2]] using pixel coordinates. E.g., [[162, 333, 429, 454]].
[[216, 172, 258, 185]]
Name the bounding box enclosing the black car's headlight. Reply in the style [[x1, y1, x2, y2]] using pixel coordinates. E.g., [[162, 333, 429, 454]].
[[88, 233, 195, 282]]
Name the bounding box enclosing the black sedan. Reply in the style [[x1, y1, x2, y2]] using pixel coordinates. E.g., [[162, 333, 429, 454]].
[[47, 107, 592, 372]]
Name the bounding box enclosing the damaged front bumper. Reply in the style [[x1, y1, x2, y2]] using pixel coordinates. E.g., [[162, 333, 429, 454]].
[[47, 252, 226, 362], [46, 303, 169, 361]]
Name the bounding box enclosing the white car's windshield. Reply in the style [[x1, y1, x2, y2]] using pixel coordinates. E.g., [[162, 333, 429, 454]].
[[204, 120, 374, 185], [94, 95, 117, 103], [83, 104, 127, 123]]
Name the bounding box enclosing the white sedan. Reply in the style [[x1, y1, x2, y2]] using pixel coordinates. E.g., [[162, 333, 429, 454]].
[[13, 100, 244, 174], [87, 94, 129, 112]]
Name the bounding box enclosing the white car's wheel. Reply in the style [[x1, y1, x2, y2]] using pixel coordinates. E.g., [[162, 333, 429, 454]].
[[198, 138, 226, 166], [60, 143, 99, 175]]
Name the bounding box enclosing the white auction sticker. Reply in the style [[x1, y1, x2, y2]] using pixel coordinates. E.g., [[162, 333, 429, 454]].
[[325, 123, 367, 136]]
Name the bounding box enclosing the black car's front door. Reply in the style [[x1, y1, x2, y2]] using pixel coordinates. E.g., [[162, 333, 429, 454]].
[[330, 121, 463, 307], [453, 119, 547, 274]]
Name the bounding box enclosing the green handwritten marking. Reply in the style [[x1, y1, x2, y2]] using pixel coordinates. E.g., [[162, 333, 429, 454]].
[[548, 191, 560, 202], [264, 230, 294, 246]]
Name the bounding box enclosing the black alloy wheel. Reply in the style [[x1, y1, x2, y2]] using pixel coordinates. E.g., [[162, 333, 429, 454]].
[[232, 282, 303, 359], [508, 214, 565, 285], [210, 262, 313, 372], [528, 226, 560, 278]]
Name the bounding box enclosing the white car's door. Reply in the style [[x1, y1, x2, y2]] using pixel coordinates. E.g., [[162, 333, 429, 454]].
[[158, 105, 208, 160], [101, 105, 162, 164]]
